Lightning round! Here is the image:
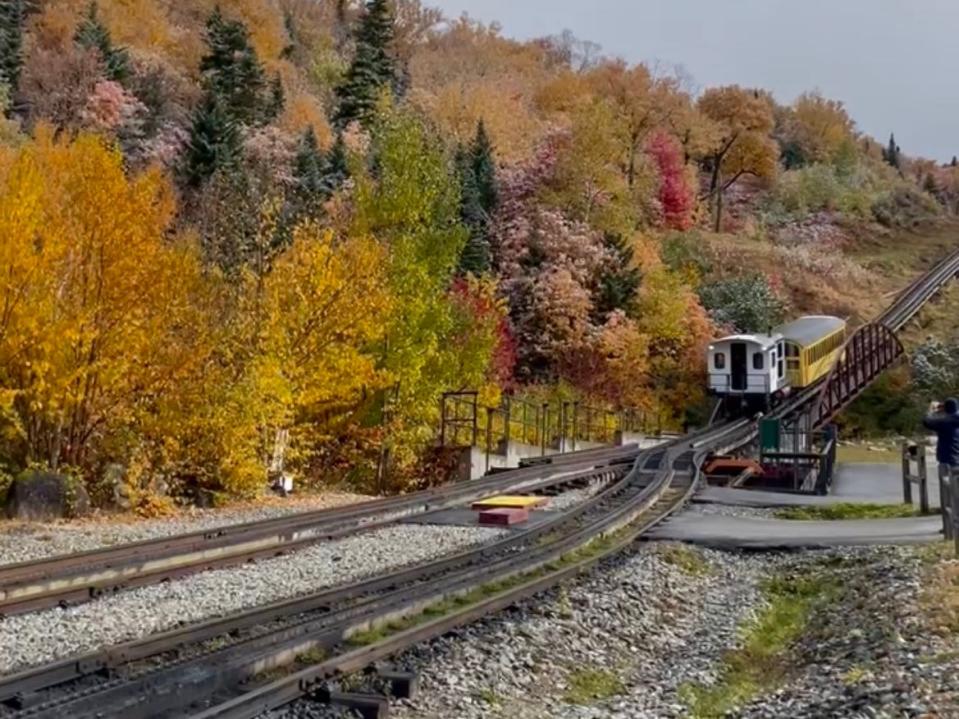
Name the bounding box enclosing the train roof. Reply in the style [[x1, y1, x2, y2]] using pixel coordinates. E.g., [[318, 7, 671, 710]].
[[775, 316, 845, 347], [711, 333, 780, 349]]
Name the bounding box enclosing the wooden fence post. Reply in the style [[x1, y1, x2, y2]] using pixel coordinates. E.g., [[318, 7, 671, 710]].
[[918, 449, 929, 515], [902, 442, 912, 505]]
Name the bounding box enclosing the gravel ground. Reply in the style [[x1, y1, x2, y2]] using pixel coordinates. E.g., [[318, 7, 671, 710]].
[[738, 545, 959, 719], [0, 492, 369, 567], [0, 523, 505, 674], [545, 482, 608, 512], [268, 543, 959, 719], [270, 543, 779, 719]]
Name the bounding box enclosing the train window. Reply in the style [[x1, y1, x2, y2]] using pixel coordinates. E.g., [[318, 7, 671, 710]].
[[714, 352, 725, 369], [753, 352, 764, 370], [777, 357, 784, 378]]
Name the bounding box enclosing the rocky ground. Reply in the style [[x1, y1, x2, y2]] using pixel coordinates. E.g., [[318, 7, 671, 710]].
[[0, 491, 370, 566], [0, 523, 505, 674], [269, 542, 959, 719]]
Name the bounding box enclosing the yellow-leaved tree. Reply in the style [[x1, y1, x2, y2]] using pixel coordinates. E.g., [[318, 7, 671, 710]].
[[0, 129, 203, 477]]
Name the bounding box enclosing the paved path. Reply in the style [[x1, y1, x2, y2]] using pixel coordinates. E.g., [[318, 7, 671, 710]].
[[647, 514, 942, 549], [698, 460, 941, 509], [652, 461, 945, 549]]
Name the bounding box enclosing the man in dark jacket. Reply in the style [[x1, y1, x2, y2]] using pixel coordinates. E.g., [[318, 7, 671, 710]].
[[923, 398, 959, 469]]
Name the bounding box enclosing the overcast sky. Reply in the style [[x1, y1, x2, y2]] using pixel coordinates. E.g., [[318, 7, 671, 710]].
[[428, 0, 958, 162]]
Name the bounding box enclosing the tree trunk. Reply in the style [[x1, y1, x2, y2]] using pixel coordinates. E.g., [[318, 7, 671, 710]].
[[709, 161, 723, 232], [713, 185, 724, 233]]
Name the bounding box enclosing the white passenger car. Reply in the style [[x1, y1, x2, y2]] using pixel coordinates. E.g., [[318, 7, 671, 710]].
[[707, 332, 788, 413]]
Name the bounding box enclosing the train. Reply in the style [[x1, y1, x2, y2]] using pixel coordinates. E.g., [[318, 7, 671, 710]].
[[707, 315, 847, 417]]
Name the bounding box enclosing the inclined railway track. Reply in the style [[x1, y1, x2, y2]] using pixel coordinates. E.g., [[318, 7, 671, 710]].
[[0, 444, 637, 617]]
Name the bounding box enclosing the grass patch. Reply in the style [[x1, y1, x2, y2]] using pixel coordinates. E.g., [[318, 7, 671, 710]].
[[345, 524, 638, 648], [656, 542, 712, 576], [774, 502, 918, 521], [679, 569, 841, 718], [836, 444, 902, 464], [563, 668, 625, 704], [294, 646, 327, 665], [474, 687, 501, 706]]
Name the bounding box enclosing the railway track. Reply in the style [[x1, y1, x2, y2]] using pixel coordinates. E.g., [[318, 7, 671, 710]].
[[0, 423, 749, 719], [766, 245, 959, 426], [0, 444, 636, 617]]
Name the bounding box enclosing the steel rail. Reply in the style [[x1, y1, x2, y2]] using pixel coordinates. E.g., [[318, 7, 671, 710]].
[[0, 464, 632, 711], [4, 427, 727, 718], [0, 444, 638, 617], [182, 421, 750, 719]]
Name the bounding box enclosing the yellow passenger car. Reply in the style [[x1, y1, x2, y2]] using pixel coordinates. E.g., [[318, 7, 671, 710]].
[[780, 316, 847, 388]]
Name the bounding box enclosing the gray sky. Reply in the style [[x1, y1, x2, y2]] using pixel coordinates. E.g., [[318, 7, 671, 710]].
[[429, 0, 958, 162]]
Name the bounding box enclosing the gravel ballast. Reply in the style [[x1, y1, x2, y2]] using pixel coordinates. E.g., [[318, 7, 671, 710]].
[[270, 543, 959, 719], [0, 492, 369, 567], [0, 523, 504, 674], [272, 543, 777, 719]]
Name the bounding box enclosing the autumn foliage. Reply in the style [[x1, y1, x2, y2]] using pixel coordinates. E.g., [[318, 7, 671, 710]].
[[0, 0, 947, 503]]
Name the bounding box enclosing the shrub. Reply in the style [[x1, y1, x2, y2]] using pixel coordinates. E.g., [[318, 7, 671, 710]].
[[698, 275, 787, 333], [871, 185, 940, 228]]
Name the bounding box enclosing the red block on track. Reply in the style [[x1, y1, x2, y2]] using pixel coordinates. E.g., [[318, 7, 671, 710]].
[[478, 507, 529, 526]]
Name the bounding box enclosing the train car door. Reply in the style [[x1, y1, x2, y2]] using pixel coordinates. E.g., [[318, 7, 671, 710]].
[[730, 342, 748, 391]]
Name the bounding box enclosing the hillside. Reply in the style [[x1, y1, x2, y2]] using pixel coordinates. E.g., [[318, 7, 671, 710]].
[[0, 0, 955, 506]]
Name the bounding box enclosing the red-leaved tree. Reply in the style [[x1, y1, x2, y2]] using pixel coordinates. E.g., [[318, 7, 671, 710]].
[[647, 131, 695, 230]]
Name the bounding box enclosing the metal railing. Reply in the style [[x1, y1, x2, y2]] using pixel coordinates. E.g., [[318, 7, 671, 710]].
[[439, 392, 666, 455], [759, 425, 837, 494]]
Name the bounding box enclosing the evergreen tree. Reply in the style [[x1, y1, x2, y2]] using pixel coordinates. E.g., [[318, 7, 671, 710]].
[[456, 146, 489, 274], [200, 7, 268, 125], [334, 0, 396, 127], [264, 75, 285, 123], [0, 0, 24, 96], [455, 120, 498, 275], [75, 1, 130, 83], [293, 127, 325, 195], [470, 120, 497, 215], [322, 131, 349, 193], [882, 132, 901, 169], [951, 156, 957, 168], [183, 94, 241, 187], [594, 233, 642, 319]]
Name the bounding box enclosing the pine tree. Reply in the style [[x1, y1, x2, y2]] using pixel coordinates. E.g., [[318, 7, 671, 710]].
[[183, 94, 241, 187], [951, 156, 957, 168], [293, 127, 325, 195], [200, 7, 268, 125], [594, 233, 642, 319], [456, 146, 489, 274], [470, 120, 497, 216], [883, 132, 901, 169], [0, 0, 24, 96], [334, 0, 396, 128], [455, 120, 498, 275], [264, 75, 285, 123], [75, 2, 130, 83], [322, 131, 349, 193]]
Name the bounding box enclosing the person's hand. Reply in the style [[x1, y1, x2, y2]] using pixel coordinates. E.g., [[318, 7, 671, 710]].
[[930, 400, 944, 413]]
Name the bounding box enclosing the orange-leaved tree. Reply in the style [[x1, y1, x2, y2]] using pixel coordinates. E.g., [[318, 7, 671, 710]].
[[697, 85, 778, 231]]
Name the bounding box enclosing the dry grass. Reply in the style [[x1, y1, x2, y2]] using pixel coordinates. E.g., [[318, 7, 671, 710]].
[[918, 542, 959, 637], [703, 219, 959, 323]]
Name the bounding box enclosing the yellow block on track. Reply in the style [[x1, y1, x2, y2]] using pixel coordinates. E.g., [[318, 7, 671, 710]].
[[471, 495, 548, 511]]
